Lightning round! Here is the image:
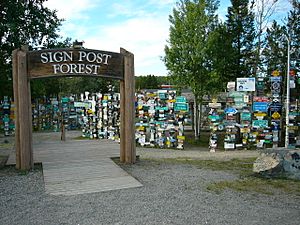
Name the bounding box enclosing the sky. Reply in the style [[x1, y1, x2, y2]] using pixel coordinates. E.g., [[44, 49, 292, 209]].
[[43, 0, 292, 77]]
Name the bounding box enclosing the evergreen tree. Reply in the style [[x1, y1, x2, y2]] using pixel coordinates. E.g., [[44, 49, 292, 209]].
[[263, 21, 286, 75], [288, 0, 300, 67], [226, 0, 256, 79]]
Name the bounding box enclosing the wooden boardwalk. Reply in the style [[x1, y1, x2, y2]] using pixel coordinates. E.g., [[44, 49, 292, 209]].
[[7, 135, 142, 195]]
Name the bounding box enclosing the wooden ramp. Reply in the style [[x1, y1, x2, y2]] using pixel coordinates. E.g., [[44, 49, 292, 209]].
[[7, 137, 142, 195]]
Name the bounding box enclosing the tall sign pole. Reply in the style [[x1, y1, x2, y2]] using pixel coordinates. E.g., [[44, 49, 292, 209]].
[[285, 36, 290, 148]]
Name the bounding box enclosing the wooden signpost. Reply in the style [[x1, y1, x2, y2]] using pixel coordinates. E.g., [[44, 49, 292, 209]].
[[13, 46, 136, 170]]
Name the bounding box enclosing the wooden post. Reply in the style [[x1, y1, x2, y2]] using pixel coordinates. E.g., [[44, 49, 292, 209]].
[[119, 78, 126, 163], [13, 47, 33, 170], [12, 50, 21, 169], [120, 48, 136, 164]]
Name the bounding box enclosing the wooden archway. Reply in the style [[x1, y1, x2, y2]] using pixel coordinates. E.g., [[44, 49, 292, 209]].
[[12, 46, 136, 170]]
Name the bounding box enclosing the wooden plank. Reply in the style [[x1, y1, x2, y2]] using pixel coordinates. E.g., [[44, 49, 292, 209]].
[[28, 49, 124, 80], [45, 176, 142, 196]]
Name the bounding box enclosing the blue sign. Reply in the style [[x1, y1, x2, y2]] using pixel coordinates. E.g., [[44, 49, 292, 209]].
[[269, 103, 282, 112], [224, 107, 238, 114], [253, 102, 269, 112]]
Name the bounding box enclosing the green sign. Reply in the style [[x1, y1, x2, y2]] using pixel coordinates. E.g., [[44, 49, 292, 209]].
[[241, 112, 251, 121], [228, 91, 244, 98], [176, 96, 187, 103], [155, 106, 169, 111], [208, 115, 220, 121], [61, 97, 69, 103], [252, 120, 268, 128], [174, 103, 188, 112]]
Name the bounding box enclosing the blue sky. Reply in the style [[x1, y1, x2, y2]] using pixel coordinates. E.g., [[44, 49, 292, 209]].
[[44, 0, 291, 76]]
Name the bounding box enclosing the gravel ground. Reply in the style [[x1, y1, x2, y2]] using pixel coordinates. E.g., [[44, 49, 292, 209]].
[[1, 160, 300, 225], [1, 132, 300, 225]]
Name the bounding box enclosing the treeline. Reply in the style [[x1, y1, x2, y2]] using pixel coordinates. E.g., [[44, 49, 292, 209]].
[[163, 0, 300, 138]]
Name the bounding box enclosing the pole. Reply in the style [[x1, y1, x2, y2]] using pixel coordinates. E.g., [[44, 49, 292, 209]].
[[285, 36, 290, 148]]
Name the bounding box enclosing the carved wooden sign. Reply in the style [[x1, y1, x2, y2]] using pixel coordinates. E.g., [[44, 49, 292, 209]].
[[27, 48, 124, 80]]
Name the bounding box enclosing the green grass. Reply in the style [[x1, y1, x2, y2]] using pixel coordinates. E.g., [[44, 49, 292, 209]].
[[0, 142, 13, 149], [184, 130, 225, 150], [207, 177, 300, 196], [73, 136, 90, 140], [144, 157, 300, 196]]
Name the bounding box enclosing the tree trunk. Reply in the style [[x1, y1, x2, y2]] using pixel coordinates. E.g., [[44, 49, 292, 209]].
[[198, 101, 203, 138]]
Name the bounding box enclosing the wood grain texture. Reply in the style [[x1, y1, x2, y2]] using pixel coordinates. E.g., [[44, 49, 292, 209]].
[[17, 50, 33, 170], [27, 48, 124, 80], [7, 138, 142, 195], [121, 48, 136, 164], [12, 49, 20, 169]]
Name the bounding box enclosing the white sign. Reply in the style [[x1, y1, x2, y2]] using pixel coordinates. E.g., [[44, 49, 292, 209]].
[[236, 78, 256, 92]]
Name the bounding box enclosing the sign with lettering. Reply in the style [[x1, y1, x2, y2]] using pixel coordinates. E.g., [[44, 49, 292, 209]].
[[174, 103, 189, 112], [253, 102, 269, 112], [252, 120, 268, 128], [27, 48, 124, 79], [236, 77, 256, 92]]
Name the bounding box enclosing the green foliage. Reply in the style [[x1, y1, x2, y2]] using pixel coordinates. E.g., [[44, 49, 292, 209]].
[[164, 0, 222, 100], [262, 21, 286, 75], [0, 0, 63, 99], [226, 0, 256, 78], [135, 75, 159, 90]]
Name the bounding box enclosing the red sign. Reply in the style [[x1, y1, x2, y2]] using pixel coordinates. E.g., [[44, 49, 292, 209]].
[[253, 96, 269, 102], [289, 70, 296, 76]]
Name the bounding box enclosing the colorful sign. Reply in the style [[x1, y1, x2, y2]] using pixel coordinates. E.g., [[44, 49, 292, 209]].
[[241, 112, 251, 121], [174, 103, 188, 112], [224, 107, 238, 114], [252, 120, 268, 128], [253, 102, 269, 112], [253, 96, 269, 102], [236, 77, 256, 92], [271, 111, 281, 119], [176, 96, 186, 103]]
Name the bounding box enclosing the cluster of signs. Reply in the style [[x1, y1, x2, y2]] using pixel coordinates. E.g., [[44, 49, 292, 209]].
[[135, 90, 188, 149], [209, 75, 289, 150], [0, 96, 15, 136]]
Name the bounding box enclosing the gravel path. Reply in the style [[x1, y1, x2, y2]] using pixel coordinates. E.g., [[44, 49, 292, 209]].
[[0, 132, 299, 225], [1, 160, 300, 225]]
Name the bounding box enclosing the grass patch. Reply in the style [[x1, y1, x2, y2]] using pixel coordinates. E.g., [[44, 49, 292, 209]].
[[147, 157, 255, 176], [207, 177, 300, 196], [0, 142, 13, 149], [144, 157, 300, 196], [73, 136, 89, 140], [184, 131, 210, 148], [0, 155, 8, 168], [184, 130, 225, 150]]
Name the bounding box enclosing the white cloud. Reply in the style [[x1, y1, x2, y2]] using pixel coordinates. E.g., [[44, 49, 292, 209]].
[[43, 0, 100, 20], [83, 15, 170, 75], [44, 0, 174, 76]]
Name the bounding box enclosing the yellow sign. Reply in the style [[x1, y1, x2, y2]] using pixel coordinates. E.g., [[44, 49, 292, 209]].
[[167, 99, 176, 103], [289, 126, 298, 130], [177, 136, 185, 140], [240, 128, 250, 133], [272, 111, 281, 119], [272, 70, 280, 76], [254, 113, 267, 117]]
